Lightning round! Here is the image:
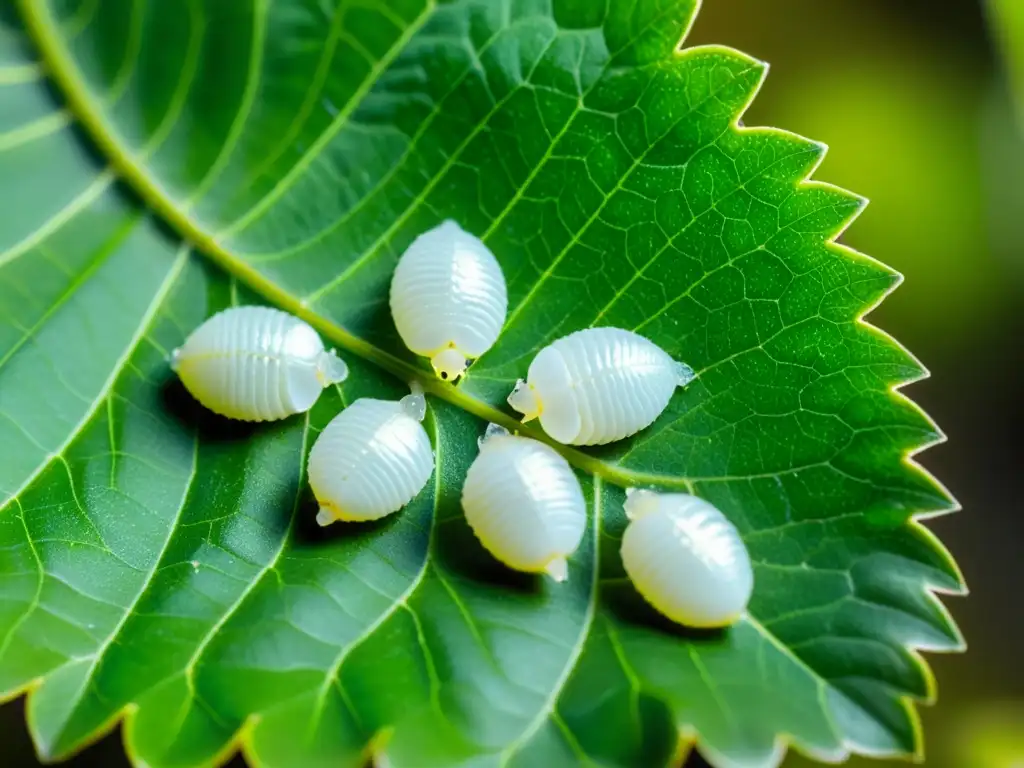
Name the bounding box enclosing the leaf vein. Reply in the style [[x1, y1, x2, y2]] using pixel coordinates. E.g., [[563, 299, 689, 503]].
[[499, 476, 603, 764], [501, 64, 762, 336], [0, 500, 43, 670], [181, 0, 269, 209], [216, 0, 437, 237], [0, 244, 188, 512], [298, 9, 549, 302], [306, 405, 443, 735]]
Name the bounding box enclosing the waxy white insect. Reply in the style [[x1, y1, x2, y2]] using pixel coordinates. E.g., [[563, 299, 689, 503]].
[[170, 306, 348, 422], [390, 220, 507, 382], [307, 384, 434, 525], [620, 489, 753, 628], [507, 327, 694, 446], [461, 424, 586, 581]]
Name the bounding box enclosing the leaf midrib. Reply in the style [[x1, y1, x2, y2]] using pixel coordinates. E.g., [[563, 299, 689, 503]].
[[19, 0, 694, 491]]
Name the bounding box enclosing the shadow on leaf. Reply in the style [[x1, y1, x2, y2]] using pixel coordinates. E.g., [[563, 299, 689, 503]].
[[433, 504, 545, 597], [290, 496, 403, 547], [602, 580, 727, 643], [159, 376, 264, 444]]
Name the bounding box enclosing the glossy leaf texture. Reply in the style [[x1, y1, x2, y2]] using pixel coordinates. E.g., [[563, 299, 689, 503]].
[[0, 1, 964, 767]]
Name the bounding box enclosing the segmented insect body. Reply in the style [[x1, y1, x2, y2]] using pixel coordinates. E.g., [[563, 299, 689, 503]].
[[307, 386, 433, 525], [171, 306, 348, 422], [620, 489, 753, 628], [390, 220, 507, 382], [461, 424, 586, 581], [507, 327, 694, 446]]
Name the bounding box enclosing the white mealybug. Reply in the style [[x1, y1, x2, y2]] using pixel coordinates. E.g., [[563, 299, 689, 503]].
[[170, 306, 348, 422], [307, 383, 433, 525], [620, 489, 753, 628], [461, 424, 586, 581], [507, 327, 694, 446], [389, 220, 507, 382]]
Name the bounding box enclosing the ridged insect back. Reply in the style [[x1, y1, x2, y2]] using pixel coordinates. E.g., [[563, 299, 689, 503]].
[[555, 328, 676, 444], [311, 400, 432, 517], [623, 518, 688, 598], [509, 441, 585, 549], [622, 494, 753, 627], [465, 452, 543, 563], [174, 306, 339, 422], [466, 441, 540, 533], [674, 504, 746, 570], [448, 244, 507, 355], [463, 436, 584, 569], [391, 223, 506, 357], [179, 307, 294, 420], [226, 307, 291, 420]]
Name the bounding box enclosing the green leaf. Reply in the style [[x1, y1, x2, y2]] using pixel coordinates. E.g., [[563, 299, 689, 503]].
[[0, 1, 964, 767]]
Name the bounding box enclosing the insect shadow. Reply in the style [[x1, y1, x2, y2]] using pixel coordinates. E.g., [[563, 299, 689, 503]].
[[343, 292, 414, 366], [601, 579, 726, 643], [289, 493, 403, 547], [160, 376, 264, 444], [432, 496, 544, 596]]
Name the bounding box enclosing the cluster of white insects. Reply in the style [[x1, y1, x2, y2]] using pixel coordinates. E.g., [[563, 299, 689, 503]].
[[172, 221, 753, 629]]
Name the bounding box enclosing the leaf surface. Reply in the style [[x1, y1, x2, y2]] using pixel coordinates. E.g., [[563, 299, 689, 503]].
[[0, 1, 963, 767]]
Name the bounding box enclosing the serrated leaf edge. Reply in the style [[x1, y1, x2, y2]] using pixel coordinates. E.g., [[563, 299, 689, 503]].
[[11, 1, 966, 767]]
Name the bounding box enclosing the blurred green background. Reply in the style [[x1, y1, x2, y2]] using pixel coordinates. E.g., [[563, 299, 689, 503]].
[[4, 0, 1023, 766], [689, 0, 1024, 766]]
